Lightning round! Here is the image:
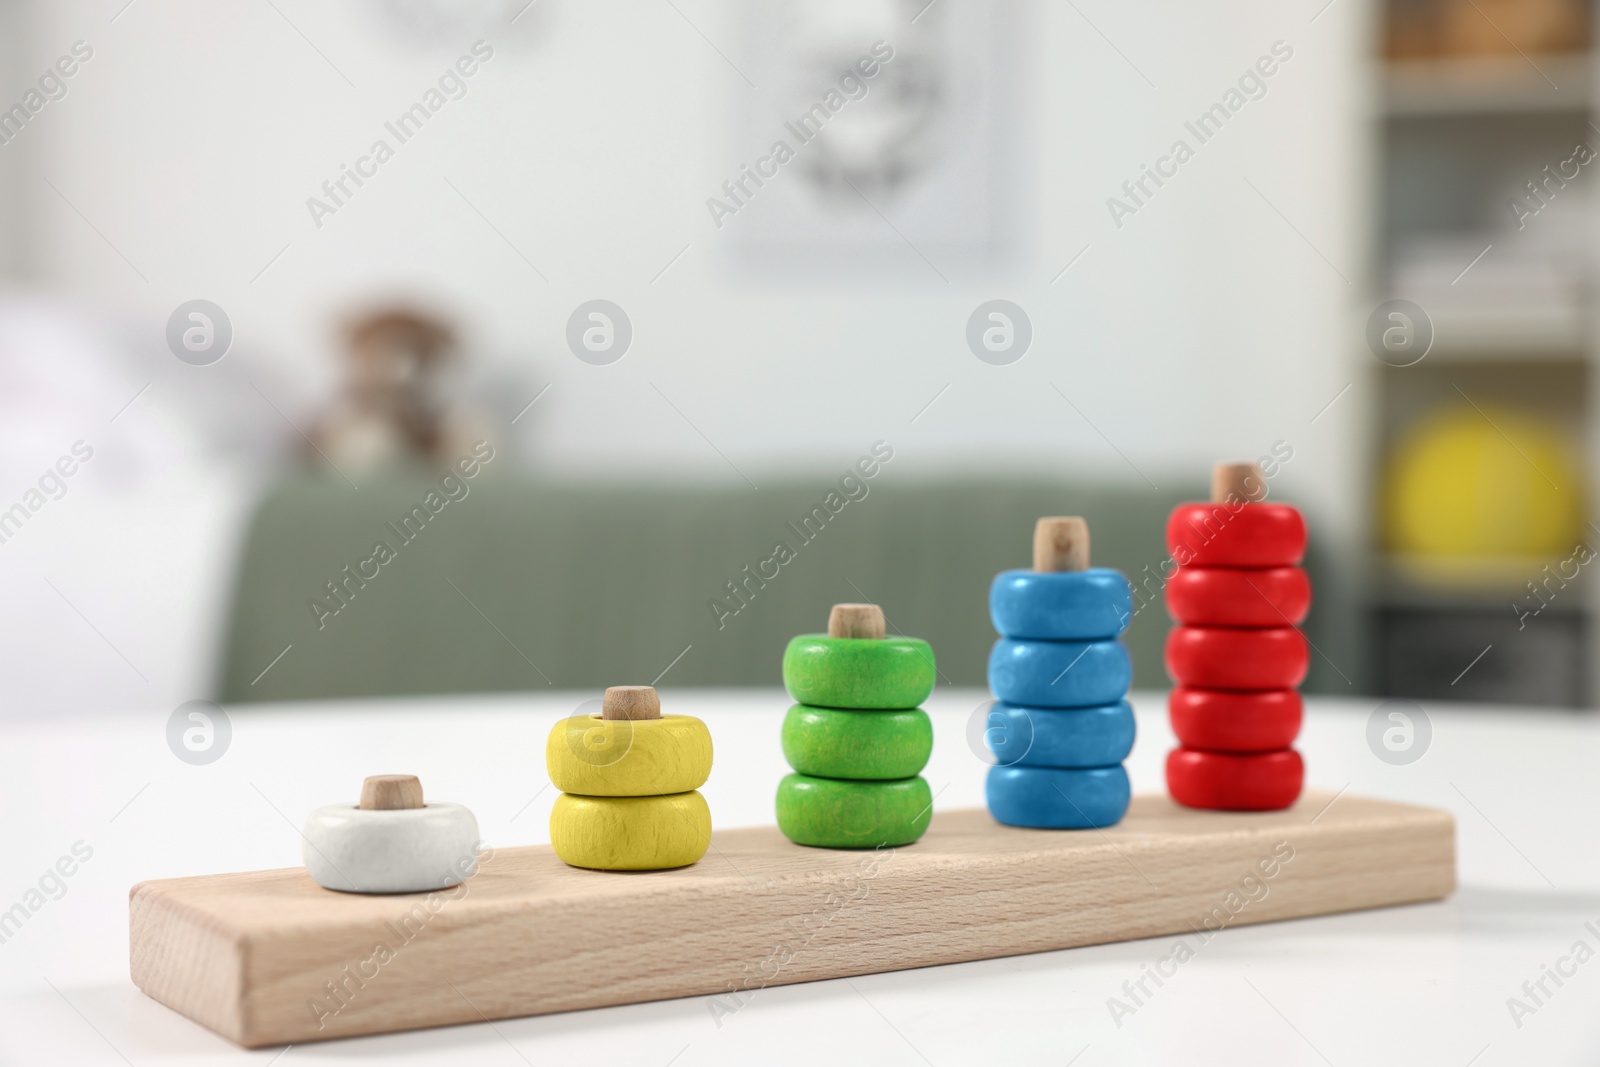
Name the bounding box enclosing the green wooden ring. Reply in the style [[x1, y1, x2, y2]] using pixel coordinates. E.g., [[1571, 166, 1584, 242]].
[[781, 705, 932, 780], [776, 773, 933, 848], [782, 635, 936, 710]]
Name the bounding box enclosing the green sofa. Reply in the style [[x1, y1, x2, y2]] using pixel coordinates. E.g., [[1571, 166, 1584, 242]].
[[217, 474, 1345, 702]]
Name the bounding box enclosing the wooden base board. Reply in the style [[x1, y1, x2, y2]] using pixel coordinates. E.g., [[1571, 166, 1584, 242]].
[[130, 791, 1455, 1047]]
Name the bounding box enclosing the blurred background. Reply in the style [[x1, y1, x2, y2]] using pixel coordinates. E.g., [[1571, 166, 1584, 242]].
[[0, 0, 1592, 715]]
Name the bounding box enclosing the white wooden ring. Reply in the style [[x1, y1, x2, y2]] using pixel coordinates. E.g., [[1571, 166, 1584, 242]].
[[301, 802, 479, 894]]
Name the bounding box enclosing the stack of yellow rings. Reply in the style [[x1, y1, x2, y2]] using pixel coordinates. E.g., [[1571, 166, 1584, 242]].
[[545, 685, 714, 870]]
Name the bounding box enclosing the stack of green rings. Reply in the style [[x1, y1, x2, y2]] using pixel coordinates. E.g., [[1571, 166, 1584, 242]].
[[775, 604, 936, 848]]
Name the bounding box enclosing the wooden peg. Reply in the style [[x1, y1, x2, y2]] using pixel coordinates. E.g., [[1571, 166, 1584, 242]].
[[602, 685, 661, 720], [828, 603, 886, 639], [1033, 517, 1089, 572], [1212, 462, 1268, 504], [359, 775, 424, 810]]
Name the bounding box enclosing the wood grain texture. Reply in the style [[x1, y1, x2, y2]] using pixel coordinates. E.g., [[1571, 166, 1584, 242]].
[[1211, 461, 1267, 504], [1033, 516, 1089, 572], [360, 775, 423, 810], [129, 791, 1454, 1048], [601, 685, 660, 720], [827, 604, 886, 640]]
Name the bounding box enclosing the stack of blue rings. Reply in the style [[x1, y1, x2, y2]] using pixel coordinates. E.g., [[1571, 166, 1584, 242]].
[[984, 566, 1135, 828]]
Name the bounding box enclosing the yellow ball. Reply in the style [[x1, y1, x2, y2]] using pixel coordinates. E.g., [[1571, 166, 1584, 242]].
[[549, 791, 710, 870], [1383, 405, 1582, 558], [545, 714, 713, 797]]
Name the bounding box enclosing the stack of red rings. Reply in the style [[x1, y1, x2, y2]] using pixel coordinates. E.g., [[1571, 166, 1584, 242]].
[[1163, 470, 1309, 810]]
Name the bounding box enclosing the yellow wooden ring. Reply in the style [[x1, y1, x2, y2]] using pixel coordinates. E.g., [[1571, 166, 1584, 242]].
[[545, 714, 712, 797], [549, 791, 710, 870]]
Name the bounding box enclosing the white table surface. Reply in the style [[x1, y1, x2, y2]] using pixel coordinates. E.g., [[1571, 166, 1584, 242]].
[[2, 688, 1597, 1066]]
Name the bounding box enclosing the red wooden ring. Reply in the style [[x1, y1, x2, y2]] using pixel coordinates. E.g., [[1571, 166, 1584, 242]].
[[1165, 625, 1308, 690], [1168, 686, 1302, 753], [1167, 503, 1306, 568], [1165, 566, 1310, 627], [1166, 747, 1304, 811]]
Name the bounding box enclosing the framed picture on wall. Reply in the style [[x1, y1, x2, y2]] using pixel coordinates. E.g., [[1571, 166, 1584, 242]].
[[723, 0, 1027, 278]]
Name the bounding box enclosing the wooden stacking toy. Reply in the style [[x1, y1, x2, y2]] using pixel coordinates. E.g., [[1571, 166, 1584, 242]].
[[132, 595, 1456, 1047], [1164, 463, 1309, 810], [984, 517, 1134, 828], [300, 774, 481, 893], [777, 603, 935, 847], [545, 685, 713, 869]]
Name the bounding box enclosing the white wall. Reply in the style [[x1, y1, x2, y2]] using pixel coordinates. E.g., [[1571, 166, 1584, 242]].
[[0, 0, 1378, 711], [0, 0, 26, 279], [9, 0, 1371, 526]]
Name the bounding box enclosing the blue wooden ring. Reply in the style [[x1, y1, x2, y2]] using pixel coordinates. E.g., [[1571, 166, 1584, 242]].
[[984, 700, 1135, 768], [987, 638, 1130, 709], [985, 765, 1131, 829], [989, 568, 1132, 640]]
